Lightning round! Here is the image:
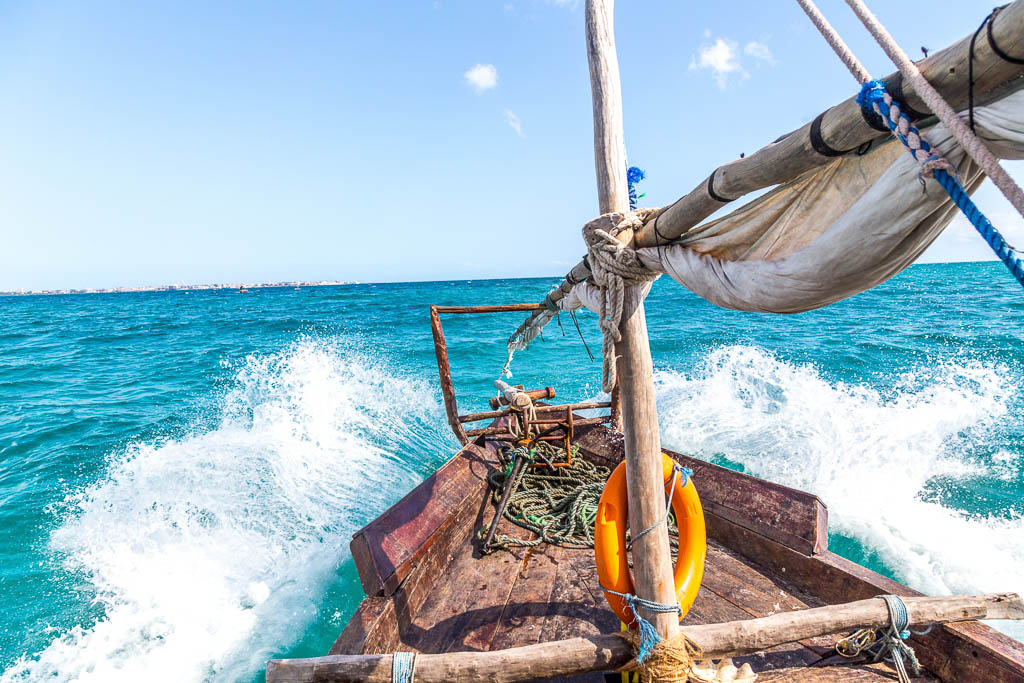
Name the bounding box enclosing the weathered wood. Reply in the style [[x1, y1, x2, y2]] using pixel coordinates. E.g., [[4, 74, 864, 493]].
[[350, 440, 500, 597], [508, 0, 1024, 339], [267, 593, 1024, 682], [586, 0, 679, 647], [434, 304, 547, 314], [429, 305, 467, 444], [609, 385, 622, 431], [702, 512, 1024, 682], [634, 0, 1024, 248], [461, 401, 609, 424], [489, 386, 556, 410], [465, 416, 609, 437]]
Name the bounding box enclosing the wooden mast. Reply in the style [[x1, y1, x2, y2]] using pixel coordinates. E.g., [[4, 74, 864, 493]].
[[585, 0, 679, 644]]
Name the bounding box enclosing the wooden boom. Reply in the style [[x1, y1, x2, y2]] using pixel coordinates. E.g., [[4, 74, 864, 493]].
[[509, 0, 1024, 341], [266, 592, 1024, 682]]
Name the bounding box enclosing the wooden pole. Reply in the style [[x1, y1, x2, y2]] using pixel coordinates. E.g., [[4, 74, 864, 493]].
[[585, 0, 678, 644], [506, 0, 1024, 341], [429, 306, 468, 444], [266, 593, 1024, 683]]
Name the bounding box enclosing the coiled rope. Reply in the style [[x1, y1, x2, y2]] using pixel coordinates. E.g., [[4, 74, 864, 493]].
[[481, 442, 611, 550], [795, 0, 1024, 289]]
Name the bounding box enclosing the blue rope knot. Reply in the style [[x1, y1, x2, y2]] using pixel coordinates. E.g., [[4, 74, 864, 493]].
[[603, 587, 682, 664], [602, 463, 692, 665], [627, 165, 646, 210], [856, 79, 888, 109], [854, 79, 1024, 290]]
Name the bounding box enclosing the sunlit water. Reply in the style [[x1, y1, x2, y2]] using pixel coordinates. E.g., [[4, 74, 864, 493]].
[[1, 262, 1022, 681]]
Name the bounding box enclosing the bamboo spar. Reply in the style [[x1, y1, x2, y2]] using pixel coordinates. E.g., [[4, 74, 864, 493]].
[[265, 593, 1024, 682], [508, 0, 1024, 343], [585, 0, 679, 644]]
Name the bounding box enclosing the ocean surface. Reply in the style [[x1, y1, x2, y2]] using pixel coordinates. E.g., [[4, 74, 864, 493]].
[[1, 261, 1022, 681]]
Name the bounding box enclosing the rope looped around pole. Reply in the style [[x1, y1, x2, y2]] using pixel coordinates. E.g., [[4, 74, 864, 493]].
[[583, 209, 661, 393]]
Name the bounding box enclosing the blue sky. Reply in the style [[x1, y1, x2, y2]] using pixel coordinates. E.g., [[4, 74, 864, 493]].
[[1, 0, 1021, 290]]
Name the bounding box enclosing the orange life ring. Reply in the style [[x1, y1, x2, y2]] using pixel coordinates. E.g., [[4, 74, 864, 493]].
[[594, 454, 706, 626]]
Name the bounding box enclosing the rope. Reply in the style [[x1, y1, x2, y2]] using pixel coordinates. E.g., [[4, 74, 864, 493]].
[[843, 0, 1024, 222], [795, 0, 872, 84], [481, 442, 611, 550], [628, 465, 691, 551], [835, 595, 922, 683], [618, 629, 703, 683], [627, 166, 646, 210], [603, 587, 682, 667], [796, 0, 1024, 288], [582, 210, 661, 392], [391, 651, 416, 683]]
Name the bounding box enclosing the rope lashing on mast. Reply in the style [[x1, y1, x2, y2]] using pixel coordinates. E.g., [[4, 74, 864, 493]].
[[583, 209, 661, 392], [796, 0, 1024, 288], [835, 594, 925, 683]]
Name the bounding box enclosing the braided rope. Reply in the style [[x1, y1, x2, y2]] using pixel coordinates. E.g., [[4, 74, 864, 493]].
[[481, 442, 611, 550], [602, 586, 682, 666], [844, 0, 1024, 221], [795, 0, 872, 84], [391, 652, 417, 683], [796, 0, 1024, 288], [583, 209, 661, 392]]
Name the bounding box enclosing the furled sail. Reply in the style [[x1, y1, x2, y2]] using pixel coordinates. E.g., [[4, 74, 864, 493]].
[[558, 90, 1024, 318]]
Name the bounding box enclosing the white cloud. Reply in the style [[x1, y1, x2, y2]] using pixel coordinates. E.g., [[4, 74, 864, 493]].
[[689, 38, 746, 90], [504, 110, 525, 138], [689, 34, 777, 89], [464, 64, 497, 93], [744, 41, 776, 66]]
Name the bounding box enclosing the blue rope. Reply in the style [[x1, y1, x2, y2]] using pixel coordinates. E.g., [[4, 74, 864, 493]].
[[391, 651, 416, 683], [627, 166, 646, 210], [602, 587, 682, 664], [857, 80, 1024, 289]]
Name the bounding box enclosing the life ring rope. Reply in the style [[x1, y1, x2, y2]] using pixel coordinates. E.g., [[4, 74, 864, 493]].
[[593, 453, 708, 631]]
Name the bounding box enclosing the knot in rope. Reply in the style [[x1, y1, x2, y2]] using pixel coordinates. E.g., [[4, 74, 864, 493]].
[[835, 594, 923, 683], [582, 209, 661, 392]]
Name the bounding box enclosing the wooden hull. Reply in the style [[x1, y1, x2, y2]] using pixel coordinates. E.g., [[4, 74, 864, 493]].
[[333, 423, 1024, 682]]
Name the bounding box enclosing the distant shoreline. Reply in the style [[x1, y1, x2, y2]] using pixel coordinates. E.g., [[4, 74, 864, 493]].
[[0, 281, 358, 297]]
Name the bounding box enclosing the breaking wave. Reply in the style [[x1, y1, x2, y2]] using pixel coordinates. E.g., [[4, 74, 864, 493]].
[[1, 338, 450, 682], [655, 345, 1024, 639]]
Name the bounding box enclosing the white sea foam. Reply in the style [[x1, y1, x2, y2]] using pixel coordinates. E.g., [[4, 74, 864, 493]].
[[656, 345, 1024, 640], [2, 339, 450, 682]]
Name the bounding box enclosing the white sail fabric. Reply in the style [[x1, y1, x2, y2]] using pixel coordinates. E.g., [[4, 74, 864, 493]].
[[560, 90, 1024, 316]]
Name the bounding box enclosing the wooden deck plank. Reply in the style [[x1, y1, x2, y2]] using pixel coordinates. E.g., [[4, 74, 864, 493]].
[[490, 544, 565, 651], [333, 425, 1024, 683], [538, 548, 619, 643]]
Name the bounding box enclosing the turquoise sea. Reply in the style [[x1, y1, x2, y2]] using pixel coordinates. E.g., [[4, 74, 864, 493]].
[[1, 261, 1023, 681]]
